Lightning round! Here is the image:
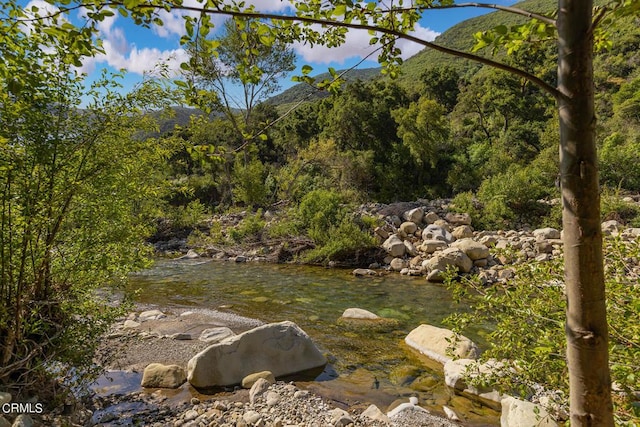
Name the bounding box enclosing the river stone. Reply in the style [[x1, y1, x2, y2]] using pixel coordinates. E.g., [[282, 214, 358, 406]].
[[249, 378, 271, 404], [390, 257, 408, 271], [602, 220, 622, 235], [330, 408, 354, 427], [533, 227, 561, 240], [242, 371, 275, 388], [341, 308, 379, 320], [422, 224, 455, 243], [445, 212, 472, 226], [0, 416, 9, 427], [451, 238, 490, 260], [382, 235, 406, 257], [405, 324, 478, 365], [403, 207, 424, 224], [361, 404, 390, 423], [123, 319, 140, 329], [198, 327, 235, 343], [419, 239, 447, 254], [0, 392, 10, 405], [139, 309, 166, 322], [187, 321, 326, 388], [424, 211, 440, 224], [501, 396, 558, 427], [444, 358, 504, 410], [400, 221, 418, 235], [141, 363, 186, 388], [352, 268, 377, 277], [11, 415, 33, 427], [452, 225, 473, 239]]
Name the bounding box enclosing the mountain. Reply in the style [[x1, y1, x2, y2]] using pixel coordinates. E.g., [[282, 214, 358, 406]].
[[266, 67, 382, 108], [269, 0, 558, 102]]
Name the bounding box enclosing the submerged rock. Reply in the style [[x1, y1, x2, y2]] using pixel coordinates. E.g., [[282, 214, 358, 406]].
[[405, 324, 478, 364]]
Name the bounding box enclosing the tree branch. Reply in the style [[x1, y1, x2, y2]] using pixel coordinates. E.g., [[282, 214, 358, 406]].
[[421, 2, 556, 26], [153, 4, 562, 100]]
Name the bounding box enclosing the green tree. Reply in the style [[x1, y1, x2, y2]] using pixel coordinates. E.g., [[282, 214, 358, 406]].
[[393, 96, 450, 168], [421, 65, 461, 113], [0, 3, 174, 394]]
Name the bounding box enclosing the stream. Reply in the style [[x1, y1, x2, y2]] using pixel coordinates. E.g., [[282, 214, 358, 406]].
[[109, 258, 500, 425]]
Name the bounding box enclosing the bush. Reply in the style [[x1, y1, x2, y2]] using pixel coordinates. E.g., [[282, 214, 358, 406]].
[[444, 237, 640, 424], [477, 164, 553, 229], [232, 156, 271, 208], [601, 186, 640, 226], [228, 210, 266, 242], [301, 217, 377, 264], [298, 189, 346, 244]]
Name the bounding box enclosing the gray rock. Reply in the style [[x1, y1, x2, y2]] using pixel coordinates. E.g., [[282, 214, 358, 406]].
[[602, 220, 622, 235], [421, 224, 455, 243], [382, 235, 406, 258], [419, 239, 447, 254], [403, 207, 424, 224], [444, 358, 504, 410], [123, 319, 140, 329], [139, 309, 166, 322], [533, 227, 561, 240], [452, 225, 474, 239], [424, 211, 440, 224], [0, 392, 10, 405], [242, 410, 262, 425], [187, 321, 326, 388], [329, 408, 354, 427], [360, 404, 390, 423], [198, 327, 235, 343], [249, 378, 271, 404], [445, 212, 472, 226]]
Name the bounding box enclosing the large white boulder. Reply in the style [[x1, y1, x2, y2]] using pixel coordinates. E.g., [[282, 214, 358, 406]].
[[405, 324, 478, 365], [501, 396, 558, 427], [187, 321, 326, 388]]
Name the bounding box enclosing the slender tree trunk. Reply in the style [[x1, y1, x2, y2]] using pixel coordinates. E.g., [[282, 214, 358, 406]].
[[557, 1, 613, 425]]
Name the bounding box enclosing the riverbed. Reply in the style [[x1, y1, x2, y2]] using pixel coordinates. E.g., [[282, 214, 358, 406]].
[[118, 258, 499, 425]]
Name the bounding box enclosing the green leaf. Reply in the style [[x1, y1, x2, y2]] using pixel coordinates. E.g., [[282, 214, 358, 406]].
[[301, 64, 313, 75]]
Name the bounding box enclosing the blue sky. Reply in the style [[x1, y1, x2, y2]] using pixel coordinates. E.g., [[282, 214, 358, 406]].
[[27, 0, 518, 99]]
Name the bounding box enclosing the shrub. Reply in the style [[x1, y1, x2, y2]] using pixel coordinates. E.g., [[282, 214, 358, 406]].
[[298, 189, 346, 245], [301, 217, 377, 264], [444, 237, 640, 424]]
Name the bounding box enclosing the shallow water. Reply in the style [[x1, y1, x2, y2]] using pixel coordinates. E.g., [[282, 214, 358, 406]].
[[122, 258, 499, 425]]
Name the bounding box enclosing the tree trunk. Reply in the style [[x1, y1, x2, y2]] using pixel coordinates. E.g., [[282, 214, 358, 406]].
[[557, 1, 613, 425]]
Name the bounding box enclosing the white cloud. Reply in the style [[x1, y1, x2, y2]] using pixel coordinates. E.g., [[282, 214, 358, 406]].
[[293, 23, 439, 65]]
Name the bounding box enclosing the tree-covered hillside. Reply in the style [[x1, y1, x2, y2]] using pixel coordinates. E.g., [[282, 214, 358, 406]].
[[163, 3, 640, 229]]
